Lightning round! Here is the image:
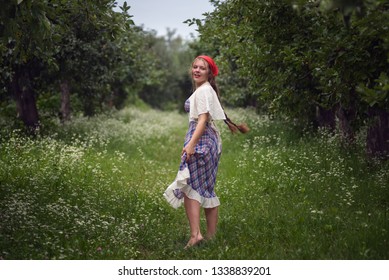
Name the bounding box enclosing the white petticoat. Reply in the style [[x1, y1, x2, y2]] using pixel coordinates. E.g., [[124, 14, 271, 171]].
[[163, 166, 220, 209]]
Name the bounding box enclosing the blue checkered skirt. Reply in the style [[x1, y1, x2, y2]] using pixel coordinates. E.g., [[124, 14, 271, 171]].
[[163, 121, 221, 208]]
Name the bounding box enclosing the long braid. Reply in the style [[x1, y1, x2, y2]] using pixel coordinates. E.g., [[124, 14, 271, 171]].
[[208, 76, 250, 134]]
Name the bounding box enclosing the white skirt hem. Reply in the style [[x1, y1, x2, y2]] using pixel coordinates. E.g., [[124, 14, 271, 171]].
[[163, 167, 220, 209]]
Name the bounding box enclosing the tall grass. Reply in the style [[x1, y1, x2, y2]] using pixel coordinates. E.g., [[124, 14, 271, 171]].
[[0, 107, 388, 259]]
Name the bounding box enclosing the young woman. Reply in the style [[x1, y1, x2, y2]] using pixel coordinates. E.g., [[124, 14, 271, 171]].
[[163, 55, 249, 249]]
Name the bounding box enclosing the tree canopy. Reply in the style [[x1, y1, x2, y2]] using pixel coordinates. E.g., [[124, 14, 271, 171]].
[[0, 0, 194, 131], [193, 0, 389, 157]]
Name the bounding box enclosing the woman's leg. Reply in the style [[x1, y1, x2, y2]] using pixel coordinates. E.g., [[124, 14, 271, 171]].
[[204, 206, 218, 239], [184, 195, 203, 248]]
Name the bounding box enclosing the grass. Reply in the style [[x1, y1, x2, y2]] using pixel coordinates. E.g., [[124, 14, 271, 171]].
[[0, 107, 388, 259]]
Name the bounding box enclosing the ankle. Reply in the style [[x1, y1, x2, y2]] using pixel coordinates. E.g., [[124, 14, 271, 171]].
[[191, 230, 203, 238]]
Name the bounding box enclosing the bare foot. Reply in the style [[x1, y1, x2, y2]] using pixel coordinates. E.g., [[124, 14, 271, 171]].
[[184, 233, 204, 249]]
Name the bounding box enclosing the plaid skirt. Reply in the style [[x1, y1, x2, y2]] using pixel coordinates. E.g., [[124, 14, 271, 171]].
[[163, 121, 221, 209]]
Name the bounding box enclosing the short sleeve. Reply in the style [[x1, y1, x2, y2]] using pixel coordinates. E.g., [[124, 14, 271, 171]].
[[189, 83, 225, 121]]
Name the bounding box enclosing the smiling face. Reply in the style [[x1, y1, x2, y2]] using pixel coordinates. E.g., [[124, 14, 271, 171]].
[[192, 58, 209, 88]]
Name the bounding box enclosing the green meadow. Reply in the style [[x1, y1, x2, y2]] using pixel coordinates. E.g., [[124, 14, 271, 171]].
[[1, 107, 388, 259]]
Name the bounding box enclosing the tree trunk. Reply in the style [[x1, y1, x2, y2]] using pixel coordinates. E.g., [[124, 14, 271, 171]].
[[366, 107, 389, 159], [336, 105, 355, 144], [12, 67, 39, 133], [316, 105, 336, 130], [60, 79, 71, 123]]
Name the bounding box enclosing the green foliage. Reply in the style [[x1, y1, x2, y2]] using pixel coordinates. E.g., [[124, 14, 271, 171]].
[[1, 108, 388, 259], [196, 0, 389, 123], [358, 73, 389, 107], [136, 30, 195, 111], [1, 0, 196, 126], [190, 0, 389, 156], [42, 0, 140, 116]]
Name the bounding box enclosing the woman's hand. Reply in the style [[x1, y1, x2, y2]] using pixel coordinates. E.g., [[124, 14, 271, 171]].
[[182, 144, 195, 162], [182, 113, 209, 162]]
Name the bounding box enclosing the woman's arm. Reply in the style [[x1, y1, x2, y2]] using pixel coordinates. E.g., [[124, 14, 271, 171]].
[[182, 113, 209, 162]]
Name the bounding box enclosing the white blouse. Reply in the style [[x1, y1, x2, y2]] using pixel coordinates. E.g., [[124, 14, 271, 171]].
[[188, 82, 226, 121]]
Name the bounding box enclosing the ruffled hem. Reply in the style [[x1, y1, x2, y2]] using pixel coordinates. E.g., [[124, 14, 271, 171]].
[[163, 167, 220, 209]]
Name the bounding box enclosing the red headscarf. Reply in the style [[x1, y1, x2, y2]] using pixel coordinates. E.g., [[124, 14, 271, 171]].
[[197, 55, 219, 77]]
